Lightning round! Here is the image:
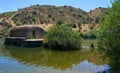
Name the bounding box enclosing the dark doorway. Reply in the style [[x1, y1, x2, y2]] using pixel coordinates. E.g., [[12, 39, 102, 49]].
[[32, 30, 36, 39]]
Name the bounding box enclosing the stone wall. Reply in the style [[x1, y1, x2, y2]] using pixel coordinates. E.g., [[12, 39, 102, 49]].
[[10, 25, 46, 39], [4, 37, 43, 47]]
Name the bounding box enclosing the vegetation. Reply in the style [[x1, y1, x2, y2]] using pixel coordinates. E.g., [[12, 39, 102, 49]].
[[0, 12, 15, 18], [80, 29, 97, 39], [98, 0, 120, 72], [44, 25, 82, 50], [56, 20, 64, 25], [11, 5, 90, 25], [0, 27, 10, 37], [15, 21, 22, 26], [9, 5, 108, 26], [0, 5, 108, 38]]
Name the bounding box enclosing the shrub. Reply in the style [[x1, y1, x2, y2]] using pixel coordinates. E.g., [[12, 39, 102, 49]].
[[87, 30, 97, 39], [0, 27, 10, 37], [15, 21, 22, 26], [44, 25, 82, 50], [66, 23, 77, 28], [98, 0, 120, 71], [56, 20, 64, 25], [80, 30, 97, 39]]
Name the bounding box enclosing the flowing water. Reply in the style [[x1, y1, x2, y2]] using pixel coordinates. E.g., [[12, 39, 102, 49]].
[[0, 39, 110, 73]]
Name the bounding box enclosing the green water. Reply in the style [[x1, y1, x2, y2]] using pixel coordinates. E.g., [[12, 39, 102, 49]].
[[0, 39, 109, 73]]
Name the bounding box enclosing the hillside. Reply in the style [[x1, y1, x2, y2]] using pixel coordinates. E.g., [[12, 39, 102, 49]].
[[0, 5, 108, 33], [88, 7, 108, 24], [12, 5, 91, 25]]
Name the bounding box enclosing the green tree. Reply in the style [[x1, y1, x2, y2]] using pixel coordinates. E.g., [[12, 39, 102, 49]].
[[44, 25, 82, 50], [98, 0, 120, 72]]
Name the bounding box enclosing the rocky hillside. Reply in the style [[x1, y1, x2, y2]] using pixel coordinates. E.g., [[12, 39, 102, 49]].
[[13, 5, 91, 25], [0, 5, 108, 31], [88, 7, 108, 24]]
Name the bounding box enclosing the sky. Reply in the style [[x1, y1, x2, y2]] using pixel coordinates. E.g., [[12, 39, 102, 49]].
[[0, 0, 112, 13]]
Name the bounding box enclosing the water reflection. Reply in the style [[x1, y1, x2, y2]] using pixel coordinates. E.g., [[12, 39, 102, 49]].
[[72, 60, 110, 73], [0, 43, 109, 70]]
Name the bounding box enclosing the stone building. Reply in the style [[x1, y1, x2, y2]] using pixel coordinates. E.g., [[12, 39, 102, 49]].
[[10, 25, 46, 39]]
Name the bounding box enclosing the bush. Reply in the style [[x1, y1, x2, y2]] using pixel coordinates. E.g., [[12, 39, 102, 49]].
[[0, 27, 10, 37], [98, 0, 120, 71], [15, 21, 22, 26], [56, 20, 64, 25], [67, 23, 77, 28], [80, 30, 97, 39], [44, 25, 82, 50], [87, 30, 97, 39]]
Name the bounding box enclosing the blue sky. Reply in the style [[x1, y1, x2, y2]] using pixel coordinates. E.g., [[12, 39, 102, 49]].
[[0, 0, 111, 13]]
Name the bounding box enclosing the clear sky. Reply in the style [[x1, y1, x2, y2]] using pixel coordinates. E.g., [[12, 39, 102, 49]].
[[0, 0, 111, 13]]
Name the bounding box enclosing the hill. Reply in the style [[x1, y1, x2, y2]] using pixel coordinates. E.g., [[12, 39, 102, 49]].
[[88, 7, 108, 24], [0, 5, 108, 37]]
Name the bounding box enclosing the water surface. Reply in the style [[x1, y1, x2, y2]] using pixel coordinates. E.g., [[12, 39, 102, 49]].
[[0, 40, 109, 73]]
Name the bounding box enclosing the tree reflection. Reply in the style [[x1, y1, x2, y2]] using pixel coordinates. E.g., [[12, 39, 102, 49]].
[[0, 44, 109, 70]]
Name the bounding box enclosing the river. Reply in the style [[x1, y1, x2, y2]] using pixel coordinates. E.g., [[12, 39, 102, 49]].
[[0, 38, 110, 73]]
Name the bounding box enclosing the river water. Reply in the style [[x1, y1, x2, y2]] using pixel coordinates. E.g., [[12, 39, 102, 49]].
[[0, 39, 110, 73]]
